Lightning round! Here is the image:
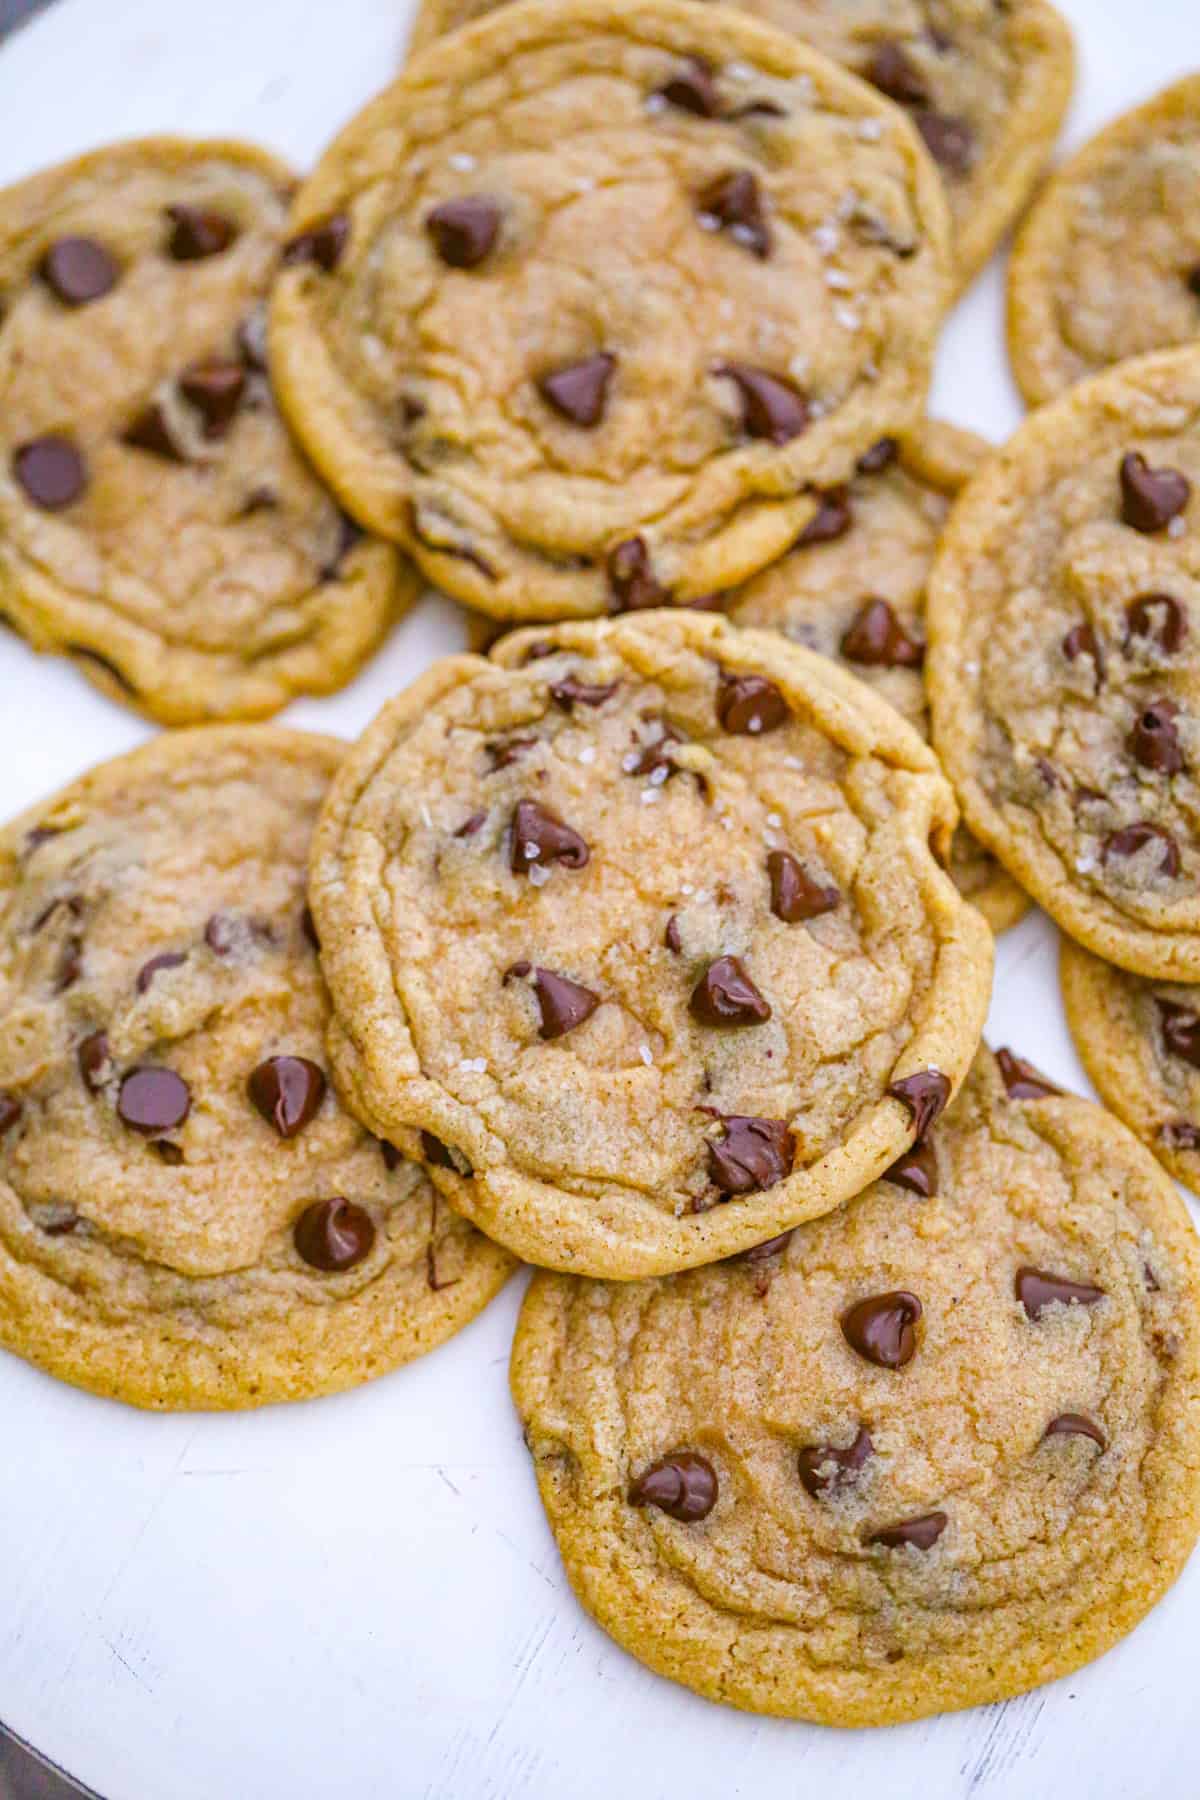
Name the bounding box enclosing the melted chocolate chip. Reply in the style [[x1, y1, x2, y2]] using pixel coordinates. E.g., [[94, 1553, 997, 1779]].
[[628, 1451, 717, 1520], [655, 57, 720, 117], [13, 437, 87, 509], [549, 674, 619, 710], [247, 1056, 326, 1138], [795, 487, 852, 547], [455, 810, 488, 838], [1102, 822, 1181, 878], [1061, 621, 1105, 686], [40, 236, 118, 305], [537, 353, 615, 427], [1125, 593, 1188, 653], [136, 950, 187, 994], [1157, 999, 1200, 1067], [117, 1067, 191, 1133], [1120, 451, 1191, 533], [690, 955, 771, 1027], [1041, 1412, 1106, 1451], [1016, 1266, 1105, 1320], [664, 914, 684, 953], [887, 1069, 949, 1140], [708, 1114, 794, 1194], [1128, 698, 1184, 773], [379, 1138, 402, 1170], [797, 1426, 874, 1498], [696, 170, 771, 258], [53, 933, 83, 992], [179, 359, 246, 438], [630, 724, 686, 780], [426, 197, 500, 268], [282, 212, 349, 272], [914, 111, 975, 175], [996, 1048, 1061, 1099], [525, 967, 601, 1039], [293, 1198, 375, 1272], [487, 737, 537, 772], [857, 436, 898, 475], [717, 363, 809, 444], [841, 1291, 922, 1368], [165, 205, 235, 261], [883, 1139, 938, 1197], [419, 1129, 473, 1176], [0, 1094, 22, 1138], [867, 1511, 947, 1550], [122, 402, 185, 462], [865, 41, 929, 106], [510, 799, 589, 874], [767, 850, 839, 922], [715, 670, 789, 735], [77, 1030, 111, 1091], [744, 1230, 792, 1263], [840, 597, 923, 668], [607, 536, 670, 611]]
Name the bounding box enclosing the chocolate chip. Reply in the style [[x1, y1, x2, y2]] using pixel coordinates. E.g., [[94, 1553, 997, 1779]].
[[419, 1129, 473, 1176], [628, 1451, 717, 1520], [708, 1114, 794, 1194], [282, 212, 349, 272], [36, 1204, 78, 1236], [510, 799, 589, 874], [426, 197, 500, 268], [1157, 999, 1200, 1068], [841, 1291, 922, 1368], [537, 353, 615, 427], [883, 1139, 938, 1197], [117, 1067, 191, 1133], [607, 536, 670, 611], [247, 1056, 326, 1138], [301, 906, 321, 952], [857, 436, 899, 475], [1161, 1120, 1200, 1151], [914, 111, 975, 174], [23, 825, 62, 855], [50, 930, 83, 992], [690, 955, 771, 1027], [40, 236, 118, 305], [1041, 1412, 1106, 1451], [1016, 1266, 1105, 1320], [379, 1138, 402, 1170], [840, 597, 924, 668], [13, 436, 87, 509], [696, 170, 771, 258], [293, 1198, 375, 1271], [865, 41, 929, 106], [455, 810, 487, 838], [122, 402, 185, 462], [136, 950, 187, 994], [1120, 451, 1190, 533], [887, 1070, 949, 1140], [744, 1229, 792, 1263], [204, 913, 236, 954], [76, 1029, 112, 1093], [795, 488, 852, 547], [236, 305, 270, 371], [664, 914, 683, 953], [717, 363, 809, 444], [797, 1426, 874, 1499], [526, 967, 601, 1039], [153, 1139, 184, 1165], [0, 1094, 22, 1138], [867, 1511, 946, 1550], [715, 670, 789, 734], [165, 205, 235, 261], [996, 1048, 1061, 1099], [767, 850, 839, 922], [1102, 822, 1181, 877], [549, 674, 619, 710], [1128, 698, 1184, 774], [487, 737, 537, 771], [655, 56, 720, 117], [179, 359, 246, 438], [1125, 593, 1188, 653], [630, 724, 686, 780]]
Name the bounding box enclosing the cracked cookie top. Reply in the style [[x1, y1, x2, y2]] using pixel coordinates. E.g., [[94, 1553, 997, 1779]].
[[511, 1047, 1200, 1725], [269, 0, 951, 621], [0, 137, 412, 725], [0, 726, 514, 1409], [310, 610, 992, 1278]]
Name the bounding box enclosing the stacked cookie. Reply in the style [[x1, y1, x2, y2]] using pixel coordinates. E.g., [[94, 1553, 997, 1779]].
[[2, 0, 1200, 1736]]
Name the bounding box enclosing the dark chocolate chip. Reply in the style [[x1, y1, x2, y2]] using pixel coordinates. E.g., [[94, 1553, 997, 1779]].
[[1125, 593, 1187, 653], [52, 932, 83, 993], [914, 111, 975, 175], [795, 487, 852, 547], [136, 950, 187, 994], [24, 825, 62, 854], [865, 41, 929, 106], [716, 362, 809, 444], [282, 212, 349, 272], [840, 597, 924, 668], [510, 799, 589, 874], [379, 1138, 403, 1170], [301, 905, 321, 952], [696, 170, 771, 258], [549, 674, 619, 710], [419, 1129, 473, 1175], [1120, 452, 1190, 533], [797, 1425, 873, 1498], [715, 670, 789, 734], [883, 1138, 938, 1197], [13, 436, 87, 509], [40, 236, 118, 306], [867, 1511, 946, 1550], [857, 436, 899, 475], [628, 1451, 717, 1520], [455, 810, 488, 838], [607, 536, 670, 611], [630, 724, 686, 780], [664, 913, 683, 953], [708, 1114, 794, 1194], [122, 402, 186, 462], [1128, 698, 1184, 773], [655, 57, 720, 117], [537, 352, 615, 427], [247, 1056, 326, 1138], [744, 1229, 792, 1263], [767, 850, 839, 922], [117, 1067, 191, 1133], [1061, 621, 1105, 690], [1016, 1266, 1105, 1320], [1041, 1412, 1106, 1451], [1102, 822, 1180, 877], [32, 894, 81, 934], [841, 1291, 922, 1368], [690, 955, 771, 1027], [153, 1139, 184, 1165], [179, 359, 246, 438], [1161, 1120, 1200, 1151], [996, 1048, 1062, 1099], [77, 1030, 111, 1091], [0, 1094, 22, 1138], [887, 1069, 949, 1140], [236, 305, 269, 371], [426, 197, 500, 269], [165, 205, 235, 261], [487, 736, 537, 771], [526, 967, 601, 1039], [293, 1197, 375, 1271], [1157, 999, 1200, 1068]]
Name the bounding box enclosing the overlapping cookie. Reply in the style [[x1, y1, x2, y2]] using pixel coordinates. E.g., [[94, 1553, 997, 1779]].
[[928, 343, 1200, 979], [0, 138, 416, 724], [310, 611, 992, 1279], [270, 0, 952, 620], [511, 1047, 1200, 1724], [0, 728, 514, 1409]]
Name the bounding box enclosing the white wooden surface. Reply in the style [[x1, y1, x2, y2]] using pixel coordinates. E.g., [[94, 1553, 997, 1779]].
[[0, 2, 1196, 1795]]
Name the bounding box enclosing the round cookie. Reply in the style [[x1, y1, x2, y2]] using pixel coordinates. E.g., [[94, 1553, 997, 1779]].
[[0, 138, 417, 726], [928, 343, 1200, 981], [310, 610, 993, 1279], [0, 727, 514, 1410], [1061, 936, 1200, 1192], [511, 1045, 1200, 1725], [269, 0, 952, 621], [724, 419, 1026, 931], [407, 0, 1072, 296], [1010, 77, 1200, 407]]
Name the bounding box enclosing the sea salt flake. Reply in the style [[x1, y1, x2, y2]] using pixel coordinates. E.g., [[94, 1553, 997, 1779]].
[[458, 1057, 487, 1073], [448, 152, 477, 171], [528, 864, 551, 887], [578, 744, 597, 765], [639, 1045, 653, 1066]]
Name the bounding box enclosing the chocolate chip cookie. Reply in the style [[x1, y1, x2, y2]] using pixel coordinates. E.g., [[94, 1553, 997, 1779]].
[[724, 419, 1026, 930], [310, 610, 992, 1278], [1010, 76, 1200, 406], [0, 727, 514, 1410], [269, 0, 952, 621], [511, 1046, 1200, 1723], [407, 0, 1073, 294], [0, 138, 416, 725], [928, 344, 1200, 980]]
